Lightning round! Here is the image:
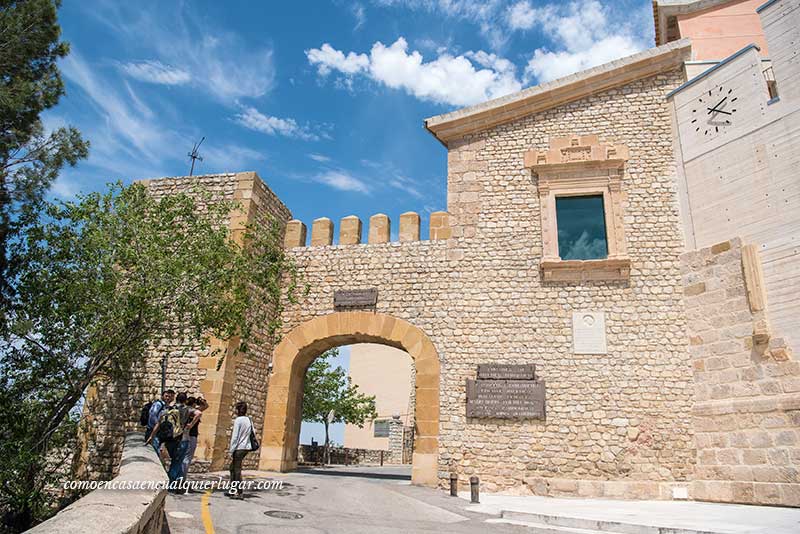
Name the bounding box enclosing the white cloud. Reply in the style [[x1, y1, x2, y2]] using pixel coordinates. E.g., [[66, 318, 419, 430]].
[[352, 3, 367, 30], [307, 43, 370, 76], [525, 35, 642, 83], [309, 153, 332, 163], [388, 174, 423, 198], [86, 2, 274, 103], [372, 1, 650, 85], [506, 1, 544, 30], [62, 52, 171, 161], [50, 175, 81, 199], [306, 37, 522, 106], [201, 145, 266, 173], [233, 106, 322, 141], [315, 170, 370, 193], [120, 60, 191, 85], [513, 0, 647, 83], [374, 0, 508, 48]]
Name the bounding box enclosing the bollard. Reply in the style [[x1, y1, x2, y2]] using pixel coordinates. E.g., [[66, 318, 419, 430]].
[[470, 476, 479, 503], [450, 473, 458, 497]]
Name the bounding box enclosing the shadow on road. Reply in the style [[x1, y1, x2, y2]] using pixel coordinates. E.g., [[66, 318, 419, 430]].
[[295, 466, 412, 481]]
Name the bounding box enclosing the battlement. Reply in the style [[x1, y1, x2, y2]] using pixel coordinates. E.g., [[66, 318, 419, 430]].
[[284, 211, 451, 248]]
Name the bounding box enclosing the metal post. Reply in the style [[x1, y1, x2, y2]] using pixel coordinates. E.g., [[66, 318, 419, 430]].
[[470, 476, 479, 503], [380, 450, 384, 466], [160, 355, 167, 395], [450, 473, 458, 497]]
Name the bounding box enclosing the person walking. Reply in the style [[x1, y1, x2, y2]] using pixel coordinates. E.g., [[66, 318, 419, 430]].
[[146, 389, 174, 455], [146, 391, 190, 491], [228, 401, 253, 499], [180, 397, 207, 493]]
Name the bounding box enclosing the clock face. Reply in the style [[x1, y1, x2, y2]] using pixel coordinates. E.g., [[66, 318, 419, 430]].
[[691, 85, 738, 138]]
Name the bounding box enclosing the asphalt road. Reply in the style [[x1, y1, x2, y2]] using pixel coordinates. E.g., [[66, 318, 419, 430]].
[[165, 466, 529, 533]]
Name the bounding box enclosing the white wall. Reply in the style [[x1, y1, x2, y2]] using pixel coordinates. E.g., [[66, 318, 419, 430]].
[[670, 0, 800, 350]]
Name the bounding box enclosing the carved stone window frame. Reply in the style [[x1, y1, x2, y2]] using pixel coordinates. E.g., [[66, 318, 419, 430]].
[[524, 135, 631, 282]]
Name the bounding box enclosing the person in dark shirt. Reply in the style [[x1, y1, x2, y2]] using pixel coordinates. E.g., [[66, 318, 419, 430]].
[[180, 397, 207, 493]]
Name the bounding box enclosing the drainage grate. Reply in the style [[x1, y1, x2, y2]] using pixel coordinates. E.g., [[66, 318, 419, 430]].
[[264, 510, 303, 520]]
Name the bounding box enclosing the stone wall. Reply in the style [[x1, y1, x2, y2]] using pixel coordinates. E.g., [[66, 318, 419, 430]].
[[682, 237, 800, 507], [298, 444, 393, 466], [78, 172, 290, 479], [32, 433, 168, 534], [278, 65, 696, 497]]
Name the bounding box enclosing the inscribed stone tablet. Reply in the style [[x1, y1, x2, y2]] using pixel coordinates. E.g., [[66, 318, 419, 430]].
[[572, 311, 607, 354], [333, 288, 378, 308], [477, 364, 535, 380], [466, 379, 546, 419]]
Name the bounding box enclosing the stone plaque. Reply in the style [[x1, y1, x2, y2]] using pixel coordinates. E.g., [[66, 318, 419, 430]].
[[466, 379, 546, 419], [333, 288, 378, 309], [572, 311, 607, 354], [477, 364, 535, 381]]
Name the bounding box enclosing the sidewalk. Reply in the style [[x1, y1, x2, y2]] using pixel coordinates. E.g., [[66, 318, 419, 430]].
[[458, 493, 800, 534]]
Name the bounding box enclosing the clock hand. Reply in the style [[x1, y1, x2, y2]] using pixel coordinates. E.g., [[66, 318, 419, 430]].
[[706, 108, 732, 115], [710, 96, 728, 111]]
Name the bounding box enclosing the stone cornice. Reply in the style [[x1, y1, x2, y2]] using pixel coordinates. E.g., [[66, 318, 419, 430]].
[[424, 39, 691, 146]]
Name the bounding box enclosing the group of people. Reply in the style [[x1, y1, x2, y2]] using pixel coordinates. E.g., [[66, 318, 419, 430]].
[[143, 390, 207, 493], [143, 390, 257, 498]]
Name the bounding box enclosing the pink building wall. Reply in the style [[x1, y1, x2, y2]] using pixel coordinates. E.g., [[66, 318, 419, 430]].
[[677, 0, 769, 60]]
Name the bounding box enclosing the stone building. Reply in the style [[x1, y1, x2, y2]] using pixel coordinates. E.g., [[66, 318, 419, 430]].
[[342, 343, 415, 463], [84, 0, 799, 507]]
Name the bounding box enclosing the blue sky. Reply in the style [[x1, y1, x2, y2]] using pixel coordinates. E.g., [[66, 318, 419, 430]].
[[300, 346, 351, 445], [48, 0, 655, 236]]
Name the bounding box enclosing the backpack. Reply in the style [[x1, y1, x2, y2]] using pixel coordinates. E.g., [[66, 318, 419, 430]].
[[248, 417, 260, 451], [157, 405, 187, 442], [139, 401, 153, 427]]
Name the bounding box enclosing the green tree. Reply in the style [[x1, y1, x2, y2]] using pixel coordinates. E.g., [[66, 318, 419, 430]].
[[0, 0, 89, 308], [302, 348, 378, 465], [0, 182, 299, 531]]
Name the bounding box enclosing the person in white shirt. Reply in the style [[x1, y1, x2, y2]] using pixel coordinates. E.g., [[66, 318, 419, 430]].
[[228, 401, 253, 499]]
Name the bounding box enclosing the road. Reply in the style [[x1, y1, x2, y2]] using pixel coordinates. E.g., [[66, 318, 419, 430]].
[[165, 465, 529, 533]]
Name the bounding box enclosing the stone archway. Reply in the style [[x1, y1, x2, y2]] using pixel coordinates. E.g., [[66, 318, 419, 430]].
[[258, 311, 440, 486]]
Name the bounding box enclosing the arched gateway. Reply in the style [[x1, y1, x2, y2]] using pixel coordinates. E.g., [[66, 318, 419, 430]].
[[258, 311, 440, 486]]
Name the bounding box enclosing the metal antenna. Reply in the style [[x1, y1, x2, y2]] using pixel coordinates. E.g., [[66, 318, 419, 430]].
[[188, 137, 205, 176]]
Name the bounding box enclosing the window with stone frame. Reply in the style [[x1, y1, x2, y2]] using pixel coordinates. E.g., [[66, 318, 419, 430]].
[[555, 195, 609, 260], [524, 135, 631, 282]]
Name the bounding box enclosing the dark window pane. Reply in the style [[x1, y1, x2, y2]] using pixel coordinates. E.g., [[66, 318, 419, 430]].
[[555, 195, 608, 260]]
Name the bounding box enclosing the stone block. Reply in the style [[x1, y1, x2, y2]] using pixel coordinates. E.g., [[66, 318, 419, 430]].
[[368, 214, 390, 243], [399, 212, 420, 241], [429, 211, 451, 240], [284, 219, 307, 248], [339, 215, 362, 245], [684, 282, 706, 296], [711, 241, 732, 254], [310, 217, 334, 246]]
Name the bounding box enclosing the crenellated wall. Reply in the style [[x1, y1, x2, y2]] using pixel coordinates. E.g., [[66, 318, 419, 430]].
[[283, 210, 452, 248]]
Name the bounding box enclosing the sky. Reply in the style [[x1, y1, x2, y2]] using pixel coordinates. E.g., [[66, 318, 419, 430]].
[[48, 0, 656, 239], [300, 346, 350, 445]]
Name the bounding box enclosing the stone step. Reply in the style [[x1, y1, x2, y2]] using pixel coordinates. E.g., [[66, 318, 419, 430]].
[[499, 511, 723, 534], [487, 517, 624, 534]]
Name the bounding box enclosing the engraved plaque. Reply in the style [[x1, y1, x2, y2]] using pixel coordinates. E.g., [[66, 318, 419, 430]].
[[572, 311, 607, 354], [477, 364, 535, 381], [333, 288, 378, 309], [466, 379, 546, 419]]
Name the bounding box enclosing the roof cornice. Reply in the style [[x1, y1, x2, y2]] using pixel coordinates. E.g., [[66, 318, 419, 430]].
[[424, 39, 692, 147]]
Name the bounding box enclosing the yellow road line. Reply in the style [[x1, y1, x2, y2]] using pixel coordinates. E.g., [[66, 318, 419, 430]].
[[201, 489, 215, 534]]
